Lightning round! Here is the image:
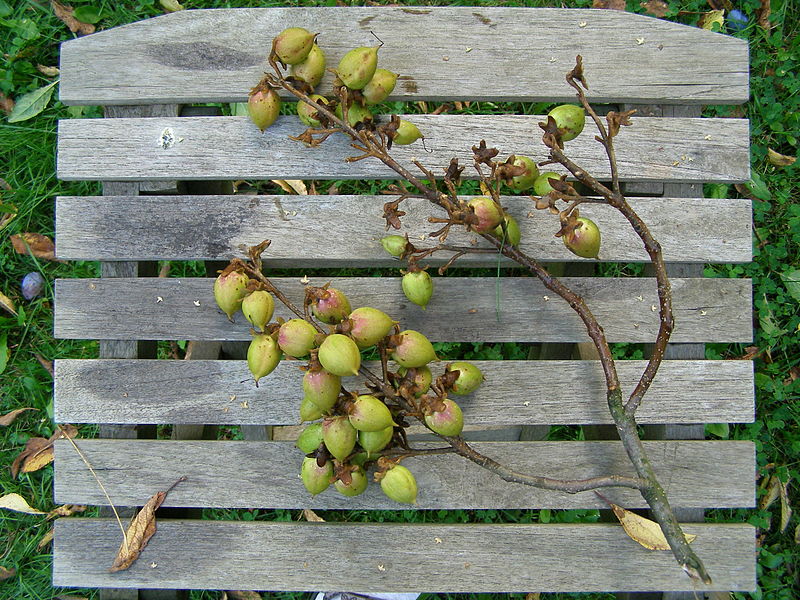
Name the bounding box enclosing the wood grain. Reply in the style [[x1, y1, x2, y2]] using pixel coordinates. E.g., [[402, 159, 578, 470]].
[[53, 359, 754, 426], [58, 7, 749, 105], [54, 195, 753, 264], [53, 277, 753, 343], [52, 518, 755, 591], [56, 115, 750, 183]]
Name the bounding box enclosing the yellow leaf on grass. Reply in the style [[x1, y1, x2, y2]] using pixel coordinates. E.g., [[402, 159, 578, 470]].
[[768, 148, 796, 167], [271, 179, 308, 195], [0, 492, 45, 514], [608, 502, 696, 550], [0, 407, 36, 426], [159, 0, 184, 12], [38, 527, 55, 549], [302, 508, 325, 522], [0, 291, 17, 316]]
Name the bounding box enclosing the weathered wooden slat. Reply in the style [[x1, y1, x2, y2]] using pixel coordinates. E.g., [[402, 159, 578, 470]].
[[56, 115, 750, 183], [58, 7, 749, 106], [53, 439, 754, 509], [54, 359, 754, 426], [53, 277, 752, 343], [53, 518, 755, 592], [54, 195, 753, 264]]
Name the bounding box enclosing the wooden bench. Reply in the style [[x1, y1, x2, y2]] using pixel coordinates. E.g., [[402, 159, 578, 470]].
[[51, 7, 754, 598]]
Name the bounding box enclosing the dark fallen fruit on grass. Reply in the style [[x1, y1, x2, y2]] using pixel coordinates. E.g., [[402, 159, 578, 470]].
[[446, 361, 485, 395], [247, 333, 282, 384], [318, 334, 361, 376], [509, 155, 539, 191], [311, 287, 352, 324], [348, 394, 396, 432], [241, 290, 275, 332], [337, 46, 379, 90], [213, 268, 249, 320], [273, 27, 316, 65], [563, 216, 601, 259], [548, 104, 585, 142], [290, 43, 326, 88], [393, 120, 423, 145], [358, 425, 393, 456], [278, 318, 318, 358], [379, 463, 418, 504], [335, 465, 368, 497], [296, 422, 324, 454], [302, 368, 341, 411], [533, 172, 562, 196], [322, 416, 357, 461], [301, 456, 333, 496], [492, 215, 521, 247], [380, 235, 408, 257], [348, 306, 396, 349], [467, 196, 504, 233], [401, 270, 433, 310], [248, 85, 281, 132], [297, 94, 330, 127], [390, 330, 437, 368], [362, 68, 397, 105], [21, 272, 45, 300], [424, 398, 464, 437]]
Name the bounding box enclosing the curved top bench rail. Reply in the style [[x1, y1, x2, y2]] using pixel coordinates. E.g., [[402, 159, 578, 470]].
[[58, 7, 749, 106]]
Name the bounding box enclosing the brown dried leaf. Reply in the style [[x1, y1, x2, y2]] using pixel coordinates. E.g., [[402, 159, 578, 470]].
[[302, 508, 325, 522], [50, 0, 95, 36], [10, 233, 58, 261], [37, 65, 60, 77], [0, 492, 45, 514], [0, 291, 17, 316], [768, 148, 796, 167], [0, 407, 37, 427], [0, 92, 14, 115], [38, 527, 55, 549], [593, 0, 626, 9], [779, 477, 792, 533], [756, 0, 771, 29], [226, 592, 262, 600], [47, 504, 87, 520], [271, 179, 308, 195], [606, 500, 697, 550], [35, 354, 54, 377], [12, 424, 78, 477], [110, 491, 168, 572], [606, 109, 636, 138], [0, 566, 16, 581], [641, 0, 669, 17], [760, 474, 781, 511]]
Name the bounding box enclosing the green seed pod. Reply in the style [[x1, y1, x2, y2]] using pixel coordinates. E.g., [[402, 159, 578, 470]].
[[247, 86, 281, 132], [446, 361, 485, 395], [247, 333, 282, 384], [302, 369, 341, 411], [358, 426, 393, 457], [424, 398, 464, 437], [241, 290, 275, 332], [336, 46, 379, 90], [290, 43, 326, 88], [322, 416, 357, 462], [318, 334, 361, 377], [533, 172, 562, 196], [300, 396, 324, 422], [361, 68, 398, 105], [334, 465, 369, 497], [278, 318, 318, 358], [509, 155, 540, 191], [563, 216, 601, 259], [297, 94, 330, 128], [401, 271, 433, 310], [273, 27, 316, 65], [311, 287, 352, 324], [547, 104, 586, 142], [301, 456, 333, 496], [213, 269, 249, 320], [397, 366, 432, 398], [380, 235, 408, 257], [380, 464, 418, 504], [334, 101, 373, 128], [296, 422, 324, 454], [390, 330, 437, 368], [492, 215, 521, 248], [393, 119, 423, 145], [467, 196, 504, 233], [348, 306, 396, 349], [348, 394, 396, 432]]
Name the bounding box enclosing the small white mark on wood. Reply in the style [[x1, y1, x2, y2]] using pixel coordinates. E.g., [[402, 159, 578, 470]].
[[543, 295, 550, 301], [443, 56, 450, 61], [377, 564, 386, 572], [549, 57, 557, 63], [156, 296, 163, 303], [523, 401, 530, 406], [636, 295, 644, 302], [700, 310, 708, 316], [636, 38, 645, 45], [672, 160, 680, 166], [241, 400, 249, 408], [89, 283, 96, 290], [229, 395, 236, 402], [464, 562, 472, 568], [150, 562, 158, 569], [634, 323, 640, 328], [579, 21, 587, 28], [223, 406, 229, 413], [300, 275, 310, 284], [193, 300, 201, 307], [434, 537, 442, 543], [651, 305, 657, 312], [704, 135, 713, 140], [158, 128, 175, 150], [418, 234, 427, 240], [303, 562, 309, 568], [122, 392, 128, 397], [465, 47, 473, 53]]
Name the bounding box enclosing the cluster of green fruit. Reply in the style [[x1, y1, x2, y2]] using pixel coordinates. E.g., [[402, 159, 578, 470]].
[[212, 263, 485, 504], [247, 27, 422, 146]]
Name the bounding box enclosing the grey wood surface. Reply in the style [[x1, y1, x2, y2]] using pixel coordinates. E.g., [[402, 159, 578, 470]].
[[53, 439, 754, 510], [52, 518, 755, 591], [56, 114, 750, 183], [54, 359, 754, 426], [54, 195, 753, 264], [58, 7, 748, 106], [53, 276, 752, 343]]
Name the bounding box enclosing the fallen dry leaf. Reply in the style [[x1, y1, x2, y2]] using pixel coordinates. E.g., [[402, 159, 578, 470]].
[[38, 527, 55, 549], [226, 592, 263, 600], [598, 494, 697, 550], [302, 508, 325, 522], [271, 179, 308, 195], [51, 0, 95, 35], [11, 424, 78, 477], [0, 92, 14, 115], [0, 492, 45, 514], [34, 354, 54, 378], [0, 407, 37, 427], [110, 477, 186, 572], [757, 0, 771, 29], [760, 474, 781, 511], [37, 65, 60, 77], [159, 0, 185, 12], [47, 504, 87, 520], [698, 9, 725, 30], [768, 148, 796, 167], [0, 566, 16, 581], [641, 0, 669, 16], [0, 291, 17, 316], [779, 478, 792, 533], [11, 233, 58, 262], [593, 0, 627, 9]]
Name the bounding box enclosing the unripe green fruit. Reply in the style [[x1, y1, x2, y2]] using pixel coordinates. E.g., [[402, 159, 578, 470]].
[[300, 396, 324, 422], [247, 333, 282, 384], [380, 464, 418, 504], [296, 422, 324, 454], [467, 196, 504, 233], [334, 101, 372, 128], [248, 87, 281, 132], [278, 318, 318, 358], [301, 456, 333, 496], [397, 365, 432, 397], [446, 361, 485, 395], [241, 290, 275, 332], [393, 120, 423, 145], [337, 46, 379, 89], [380, 235, 408, 257], [424, 398, 464, 437], [335, 466, 368, 497], [312, 287, 352, 324], [563, 217, 601, 259], [358, 426, 393, 456], [492, 215, 521, 248], [510, 156, 540, 191], [322, 416, 357, 462], [391, 330, 437, 368], [297, 94, 330, 128], [290, 43, 326, 88], [401, 271, 433, 310], [349, 394, 396, 432], [318, 334, 361, 376], [273, 27, 316, 65], [362, 68, 398, 105], [302, 369, 341, 411], [548, 104, 585, 142], [213, 270, 249, 320], [533, 172, 562, 196], [348, 307, 396, 349]]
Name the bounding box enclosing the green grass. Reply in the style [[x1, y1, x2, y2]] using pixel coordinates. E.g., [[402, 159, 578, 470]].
[[1, 0, 799, 598]]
